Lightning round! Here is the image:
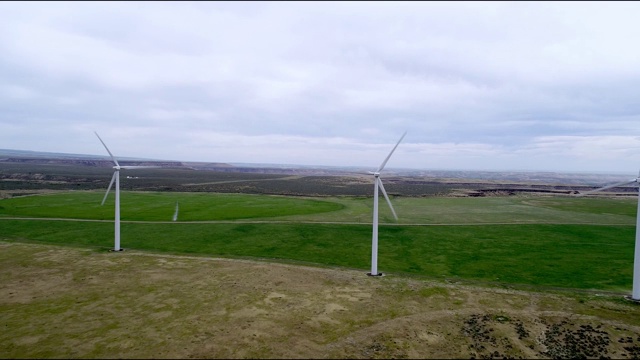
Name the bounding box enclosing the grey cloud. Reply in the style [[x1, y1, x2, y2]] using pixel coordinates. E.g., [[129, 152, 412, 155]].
[[2, 2, 640, 172]]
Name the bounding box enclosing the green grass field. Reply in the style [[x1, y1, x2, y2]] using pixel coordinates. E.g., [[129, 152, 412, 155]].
[[0, 191, 344, 221], [0, 191, 637, 292]]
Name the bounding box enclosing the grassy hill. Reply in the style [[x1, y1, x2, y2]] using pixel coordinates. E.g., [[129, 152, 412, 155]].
[[2, 242, 640, 359]]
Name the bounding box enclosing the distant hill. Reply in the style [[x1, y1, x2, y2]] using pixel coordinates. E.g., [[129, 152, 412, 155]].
[[0, 149, 223, 169], [0, 148, 111, 160]]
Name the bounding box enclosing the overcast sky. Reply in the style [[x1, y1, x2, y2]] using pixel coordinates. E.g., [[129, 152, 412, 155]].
[[1, 1, 640, 173]]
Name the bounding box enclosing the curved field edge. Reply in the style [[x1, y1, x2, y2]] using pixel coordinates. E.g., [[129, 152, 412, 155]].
[[1, 242, 640, 359], [0, 219, 634, 291], [0, 191, 636, 225]]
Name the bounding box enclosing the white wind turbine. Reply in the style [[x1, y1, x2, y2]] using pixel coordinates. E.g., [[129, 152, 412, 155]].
[[577, 171, 640, 300], [95, 131, 159, 251], [368, 131, 406, 276], [172, 201, 179, 222]]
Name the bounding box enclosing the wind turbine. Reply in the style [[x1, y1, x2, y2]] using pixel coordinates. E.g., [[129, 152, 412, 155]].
[[577, 171, 640, 300], [172, 201, 179, 222], [95, 131, 158, 251], [368, 131, 406, 276]]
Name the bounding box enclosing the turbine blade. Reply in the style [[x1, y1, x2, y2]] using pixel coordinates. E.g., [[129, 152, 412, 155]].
[[101, 171, 117, 205], [377, 178, 398, 221], [94, 132, 120, 168], [377, 131, 407, 172], [578, 179, 637, 196], [172, 201, 179, 222], [119, 165, 163, 169]]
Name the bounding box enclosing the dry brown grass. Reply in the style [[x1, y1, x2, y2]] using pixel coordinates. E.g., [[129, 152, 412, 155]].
[[2, 241, 640, 359]]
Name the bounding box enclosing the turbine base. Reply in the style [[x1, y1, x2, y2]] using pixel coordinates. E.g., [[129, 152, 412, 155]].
[[624, 295, 640, 303], [367, 272, 384, 277], [109, 248, 125, 252]]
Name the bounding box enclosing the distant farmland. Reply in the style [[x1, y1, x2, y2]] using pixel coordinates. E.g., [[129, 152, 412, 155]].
[[2, 161, 619, 197], [0, 191, 636, 292]]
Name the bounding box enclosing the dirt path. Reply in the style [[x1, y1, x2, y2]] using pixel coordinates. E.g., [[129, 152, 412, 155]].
[[2, 241, 640, 359]]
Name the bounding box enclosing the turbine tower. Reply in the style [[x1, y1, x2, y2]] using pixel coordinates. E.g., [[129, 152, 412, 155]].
[[578, 171, 640, 300], [95, 131, 158, 251], [368, 131, 406, 276]]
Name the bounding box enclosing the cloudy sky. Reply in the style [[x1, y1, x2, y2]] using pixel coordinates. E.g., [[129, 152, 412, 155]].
[[1, 1, 640, 173]]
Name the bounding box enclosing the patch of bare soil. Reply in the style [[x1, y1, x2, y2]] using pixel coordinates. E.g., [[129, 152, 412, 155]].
[[1, 241, 640, 359], [0, 189, 63, 199]]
